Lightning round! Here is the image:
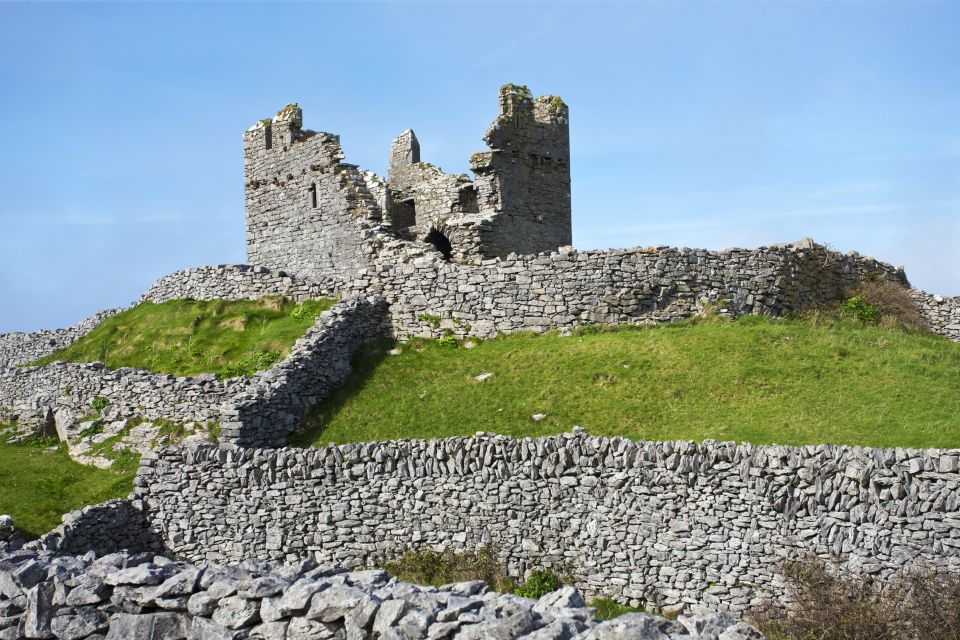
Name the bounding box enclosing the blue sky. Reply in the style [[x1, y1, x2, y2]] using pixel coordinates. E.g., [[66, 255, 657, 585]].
[[1, 1, 958, 332]]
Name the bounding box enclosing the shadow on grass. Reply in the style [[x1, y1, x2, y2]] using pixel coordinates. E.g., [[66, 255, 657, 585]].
[[287, 337, 394, 447]]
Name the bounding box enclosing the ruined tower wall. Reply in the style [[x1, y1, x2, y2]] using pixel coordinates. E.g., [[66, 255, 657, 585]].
[[243, 105, 376, 283], [468, 85, 572, 257]]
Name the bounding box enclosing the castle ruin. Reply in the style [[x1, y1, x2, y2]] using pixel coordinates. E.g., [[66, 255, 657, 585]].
[[243, 84, 571, 280]]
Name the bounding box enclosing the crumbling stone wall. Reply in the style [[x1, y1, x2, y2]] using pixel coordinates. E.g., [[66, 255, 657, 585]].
[[141, 264, 337, 304], [351, 240, 909, 339], [465, 84, 571, 258], [910, 290, 960, 342], [243, 104, 380, 283], [0, 308, 123, 370], [136, 433, 960, 614]]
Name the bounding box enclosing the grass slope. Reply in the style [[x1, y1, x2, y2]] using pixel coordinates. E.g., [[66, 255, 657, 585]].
[[293, 316, 960, 450], [31, 297, 334, 377], [0, 428, 134, 538]]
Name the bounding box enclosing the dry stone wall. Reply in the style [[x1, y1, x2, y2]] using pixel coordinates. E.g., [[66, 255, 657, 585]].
[[351, 241, 910, 339], [0, 297, 388, 450], [0, 543, 766, 640], [0, 361, 241, 438], [141, 264, 337, 304], [220, 295, 391, 449], [0, 308, 123, 370], [135, 433, 960, 614], [910, 290, 960, 342]]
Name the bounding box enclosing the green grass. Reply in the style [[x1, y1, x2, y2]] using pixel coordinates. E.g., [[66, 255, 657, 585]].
[[590, 597, 647, 621], [0, 425, 135, 538], [29, 297, 335, 378], [292, 316, 960, 449]]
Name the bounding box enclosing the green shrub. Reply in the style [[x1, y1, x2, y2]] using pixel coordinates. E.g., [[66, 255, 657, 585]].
[[515, 569, 562, 599], [840, 295, 881, 323], [418, 313, 442, 330], [437, 335, 458, 349], [90, 396, 109, 413]]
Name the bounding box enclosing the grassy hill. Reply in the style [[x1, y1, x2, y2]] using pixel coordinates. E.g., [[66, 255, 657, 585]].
[[292, 315, 960, 450], [30, 297, 335, 377]]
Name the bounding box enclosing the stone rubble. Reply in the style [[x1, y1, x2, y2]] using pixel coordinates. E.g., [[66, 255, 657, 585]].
[[0, 544, 766, 640]]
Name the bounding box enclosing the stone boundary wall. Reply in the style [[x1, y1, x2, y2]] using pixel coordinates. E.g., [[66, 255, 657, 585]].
[[0, 297, 388, 448], [136, 434, 960, 614], [0, 308, 123, 370], [140, 263, 338, 304], [0, 546, 764, 640], [25, 499, 163, 558], [220, 295, 391, 448], [352, 241, 912, 339], [0, 361, 245, 435], [910, 289, 960, 342]]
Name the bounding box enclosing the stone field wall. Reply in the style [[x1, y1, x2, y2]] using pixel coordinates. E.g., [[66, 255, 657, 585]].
[[352, 241, 911, 339], [140, 264, 337, 304], [0, 308, 123, 370], [0, 296, 386, 449], [220, 295, 391, 448], [0, 544, 766, 640], [910, 289, 960, 342], [135, 433, 960, 614]]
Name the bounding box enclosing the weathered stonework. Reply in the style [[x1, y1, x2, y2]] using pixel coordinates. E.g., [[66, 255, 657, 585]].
[[0, 542, 764, 640], [0, 295, 388, 455], [910, 289, 960, 342], [135, 433, 960, 614], [246, 84, 571, 272], [349, 240, 910, 339], [243, 105, 382, 283], [0, 308, 123, 370], [140, 264, 337, 304]]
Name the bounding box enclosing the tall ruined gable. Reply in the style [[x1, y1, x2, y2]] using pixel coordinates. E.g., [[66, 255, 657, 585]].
[[243, 104, 376, 283], [469, 84, 571, 256]]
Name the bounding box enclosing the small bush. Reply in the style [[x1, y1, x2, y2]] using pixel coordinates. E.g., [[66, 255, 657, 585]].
[[515, 569, 562, 599], [437, 335, 459, 349], [751, 557, 960, 640], [90, 396, 109, 413], [857, 279, 927, 331], [382, 547, 515, 593], [840, 295, 881, 323]]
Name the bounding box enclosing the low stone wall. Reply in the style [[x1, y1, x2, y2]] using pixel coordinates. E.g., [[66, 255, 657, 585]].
[[0, 308, 123, 370], [135, 433, 960, 614], [0, 297, 389, 448], [220, 295, 391, 448], [26, 499, 164, 557], [353, 240, 911, 339], [0, 546, 764, 640], [911, 290, 960, 342], [0, 361, 244, 436], [141, 263, 338, 304]]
